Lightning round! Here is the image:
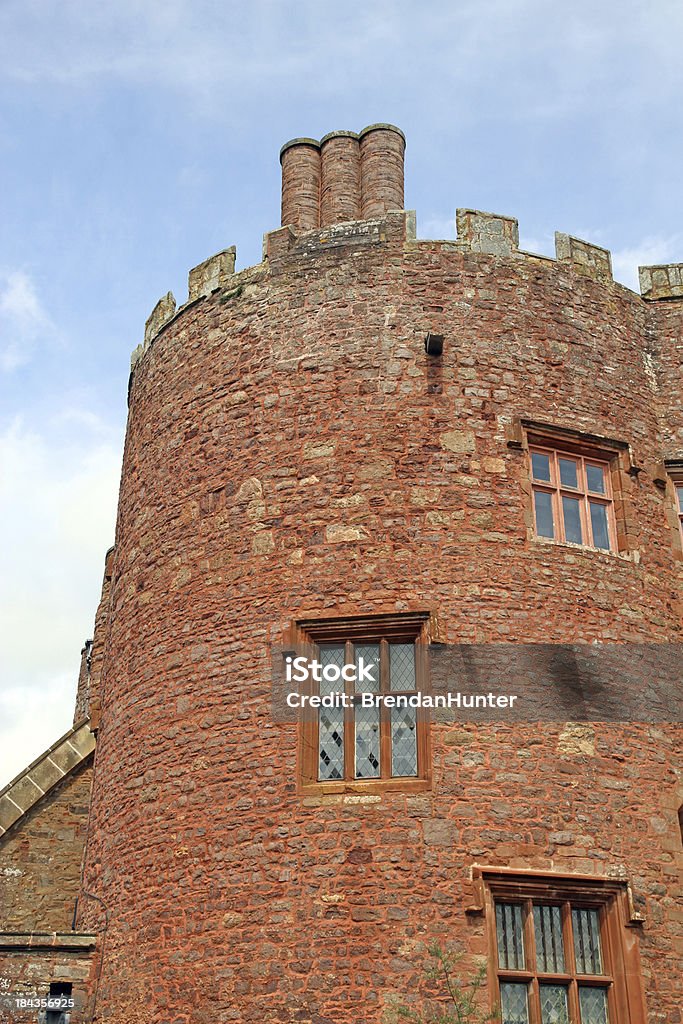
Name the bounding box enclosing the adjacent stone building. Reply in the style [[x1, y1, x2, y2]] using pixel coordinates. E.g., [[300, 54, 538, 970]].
[[1, 124, 681, 1024]]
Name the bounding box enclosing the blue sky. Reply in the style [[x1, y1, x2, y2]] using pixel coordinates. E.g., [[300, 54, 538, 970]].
[[1, 0, 682, 786]]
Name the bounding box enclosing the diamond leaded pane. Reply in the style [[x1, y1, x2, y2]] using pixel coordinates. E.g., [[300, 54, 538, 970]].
[[319, 645, 345, 696], [318, 707, 344, 780], [572, 909, 603, 974], [533, 905, 565, 973], [578, 987, 609, 1024], [390, 706, 417, 776], [354, 643, 380, 693], [355, 705, 380, 778], [317, 646, 345, 780], [539, 985, 569, 1024], [389, 643, 416, 691], [500, 983, 529, 1024], [496, 903, 525, 970]]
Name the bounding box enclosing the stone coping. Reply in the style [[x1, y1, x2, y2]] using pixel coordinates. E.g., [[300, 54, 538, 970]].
[[0, 718, 95, 838]]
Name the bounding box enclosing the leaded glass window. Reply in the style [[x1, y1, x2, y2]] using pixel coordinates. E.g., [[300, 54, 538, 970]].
[[390, 706, 417, 776], [501, 983, 529, 1024], [493, 898, 613, 1024], [496, 903, 525, 970], [297, 615, 429, 789]]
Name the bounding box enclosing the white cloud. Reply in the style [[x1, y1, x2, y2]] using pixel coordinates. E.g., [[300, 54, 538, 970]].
[[611, 235, 683, 292], [1, 0, 681, 121], [0, 414, 121, 788], [0, 674, 76, 790], [0, 271, 54, 372]]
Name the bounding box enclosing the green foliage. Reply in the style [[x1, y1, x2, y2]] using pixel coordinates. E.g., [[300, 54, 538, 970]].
[[219, 284, 243, 303], [385, 942, 500, 1024]]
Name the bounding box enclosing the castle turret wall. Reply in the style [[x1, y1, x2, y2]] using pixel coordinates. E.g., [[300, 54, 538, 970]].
[[77, 137, 683, 1024]]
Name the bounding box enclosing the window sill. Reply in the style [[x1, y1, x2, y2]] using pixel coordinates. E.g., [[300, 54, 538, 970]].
[[300, 776, 431, 797], [530, 534, 641, 563]]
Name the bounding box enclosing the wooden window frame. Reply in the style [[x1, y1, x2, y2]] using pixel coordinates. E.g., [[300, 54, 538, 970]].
[[529, 441, 618, 553], [291, 612, 432, 796], [475, 869, 646, 1024], [670, 471, 683, 549]]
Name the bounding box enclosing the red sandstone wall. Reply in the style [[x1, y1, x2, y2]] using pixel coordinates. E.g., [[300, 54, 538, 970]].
[[80, 227, 683, 1023]]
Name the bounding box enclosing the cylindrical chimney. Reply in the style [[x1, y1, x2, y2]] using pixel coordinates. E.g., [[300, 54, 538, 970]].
[[359, 124, 406, 219], [280, 138, 321, 231], [320, 130, 361, 226]]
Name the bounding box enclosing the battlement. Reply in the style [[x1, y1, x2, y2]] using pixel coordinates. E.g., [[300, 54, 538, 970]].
[[639, 263, 683, 301], [131, 125, 683, 372]]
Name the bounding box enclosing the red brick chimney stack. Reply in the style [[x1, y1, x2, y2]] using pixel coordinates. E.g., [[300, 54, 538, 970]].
[[320, 130, 361, 225], [280, 123, 406, 230], [359, 123, 406, 218], [279, 138, 321, 231]]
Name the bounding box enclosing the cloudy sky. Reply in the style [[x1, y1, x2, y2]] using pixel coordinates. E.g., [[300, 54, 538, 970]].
[[1, 0, 682, 787]]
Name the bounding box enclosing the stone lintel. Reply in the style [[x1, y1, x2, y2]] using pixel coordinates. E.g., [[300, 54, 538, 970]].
[[0, 932, 97, 951]]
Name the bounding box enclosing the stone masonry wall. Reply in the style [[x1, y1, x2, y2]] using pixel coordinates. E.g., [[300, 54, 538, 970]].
[[79, 219, 683, 1023], [0, 758, 93, 932]]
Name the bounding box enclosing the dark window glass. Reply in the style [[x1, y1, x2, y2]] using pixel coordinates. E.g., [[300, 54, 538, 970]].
[[534, 490, 554, 538], [562, 496, 583, 543], [572, 908, 603, 974], [590, 503, 610, 550], [532, 451, 551, 482], [559, 457, 578, 488], [533, 904, 565, 972], [586, 463, 606, 494]]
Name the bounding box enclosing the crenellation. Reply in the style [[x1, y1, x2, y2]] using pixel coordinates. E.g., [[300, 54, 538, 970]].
[[639, 262, 683, 300], [456, 209, 520, 255], [144, 290, 176, 345], [188, 247, 236, 300], [555, 232, 613, 283], [263, 225, 298, 261]]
